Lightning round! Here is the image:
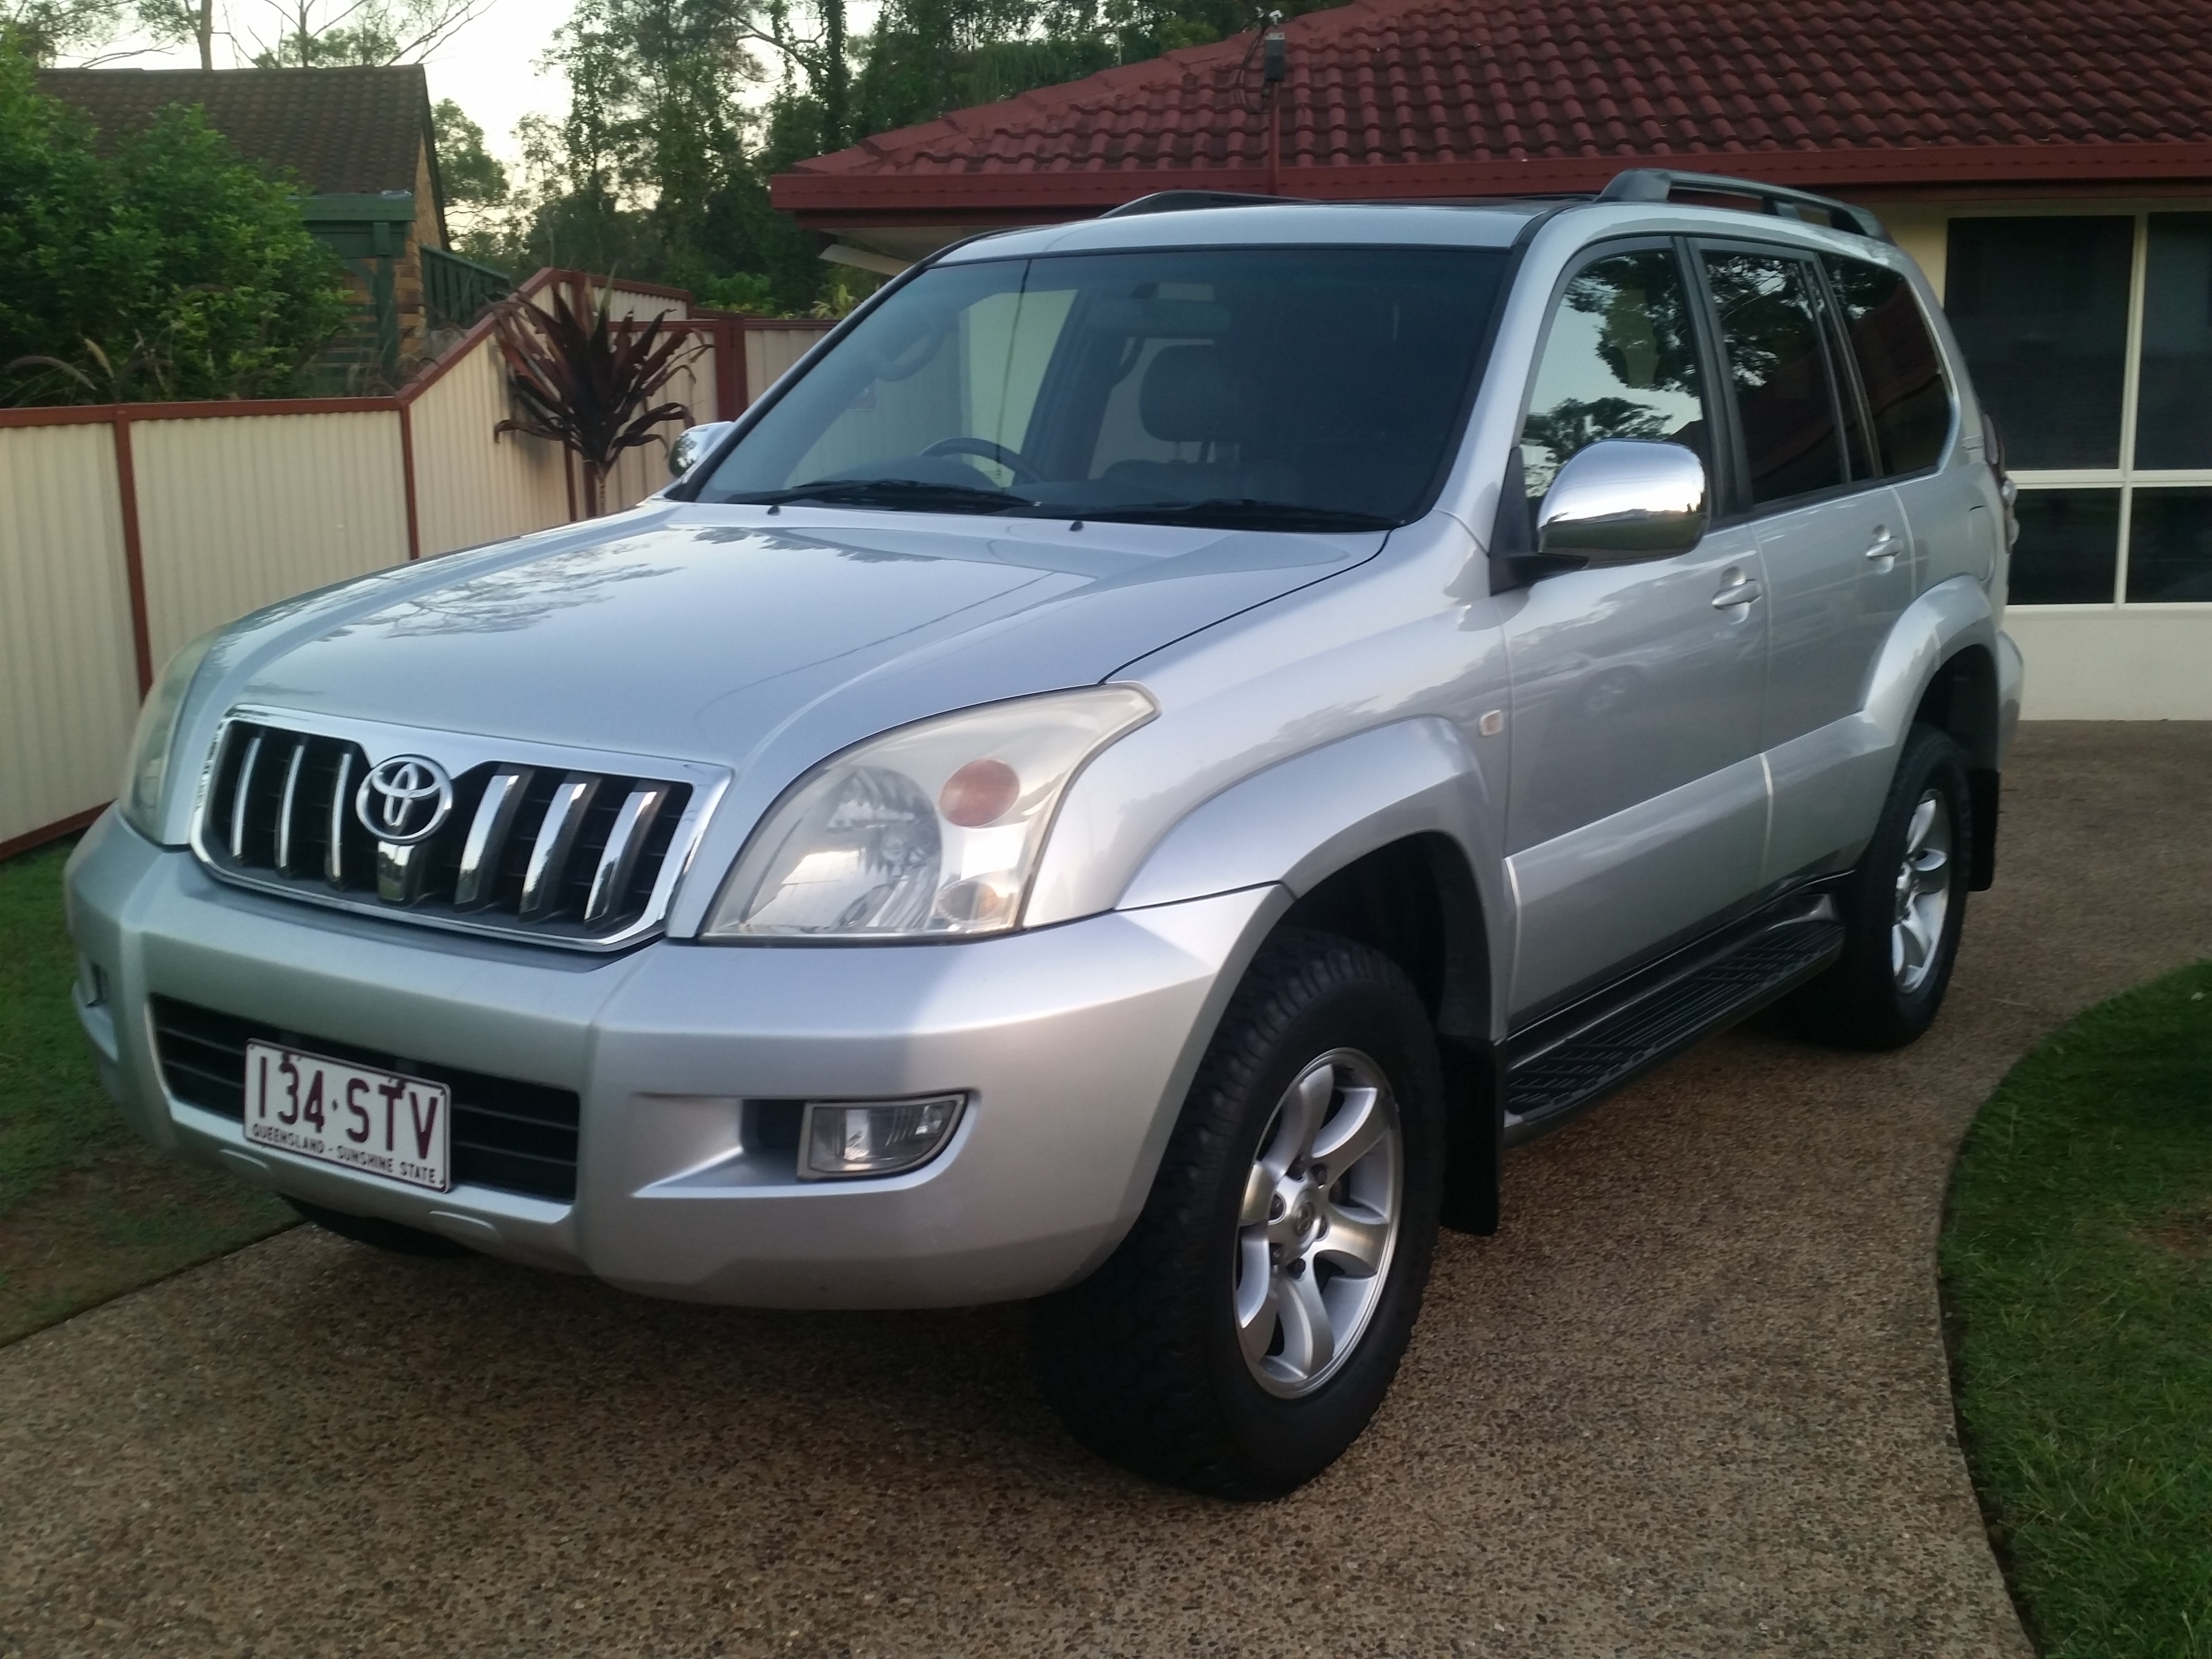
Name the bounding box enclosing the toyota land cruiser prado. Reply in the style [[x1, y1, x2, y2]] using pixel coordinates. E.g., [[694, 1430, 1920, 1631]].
[[67, 170, 2021, 1496]]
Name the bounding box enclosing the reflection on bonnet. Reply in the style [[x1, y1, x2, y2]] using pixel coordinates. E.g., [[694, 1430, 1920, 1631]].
[[348, 543, 678, 637]]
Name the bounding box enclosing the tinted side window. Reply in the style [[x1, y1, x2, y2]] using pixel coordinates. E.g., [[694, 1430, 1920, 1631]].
[[1520, 248, 1709, 501], [1825, 255, 1952, 475], [1703, 251, 1848, 506]]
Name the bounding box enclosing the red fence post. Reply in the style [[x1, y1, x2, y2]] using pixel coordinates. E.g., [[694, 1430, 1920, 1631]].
[[398, 401, 423, 560], [109, 408, 154, 695], [715, 318, 746, 420]]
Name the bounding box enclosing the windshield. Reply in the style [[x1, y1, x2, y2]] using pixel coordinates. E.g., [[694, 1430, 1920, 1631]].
[[695, 246, 1507, 530]]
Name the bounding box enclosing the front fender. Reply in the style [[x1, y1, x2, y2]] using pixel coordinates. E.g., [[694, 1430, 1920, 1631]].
[[1105, 718, 1510, 1035], [1115, 717, 1491, 908]]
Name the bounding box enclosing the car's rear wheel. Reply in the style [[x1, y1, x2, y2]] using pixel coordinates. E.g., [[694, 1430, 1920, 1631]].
[[1786, 722, 1972, 1050], [1034, 929, 1444, 1499], [284, 1196, 474, 1257]]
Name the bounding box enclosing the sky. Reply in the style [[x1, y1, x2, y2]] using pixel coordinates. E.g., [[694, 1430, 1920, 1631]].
[[79, 0, 884, 180], [83, 0, 575, 169]]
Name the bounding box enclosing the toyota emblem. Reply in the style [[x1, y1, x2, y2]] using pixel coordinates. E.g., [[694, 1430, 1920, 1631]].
[[355, 755, 456, 845]]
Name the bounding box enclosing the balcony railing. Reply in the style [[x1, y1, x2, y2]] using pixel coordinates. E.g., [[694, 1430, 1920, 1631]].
[[423, 245, 514, 333]]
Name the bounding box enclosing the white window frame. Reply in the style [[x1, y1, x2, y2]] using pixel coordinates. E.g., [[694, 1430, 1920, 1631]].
[[1955, 204, 2212, 610]]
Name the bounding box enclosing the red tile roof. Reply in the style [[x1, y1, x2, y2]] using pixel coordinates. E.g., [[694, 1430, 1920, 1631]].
[[776, 0, 2212, 223]]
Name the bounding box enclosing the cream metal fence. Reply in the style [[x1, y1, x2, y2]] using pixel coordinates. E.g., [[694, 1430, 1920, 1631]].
[[133, 409, 413, 666], [0, 418, 141, 852], [0, 270, 833, 855], [409, 331, 571, 558]]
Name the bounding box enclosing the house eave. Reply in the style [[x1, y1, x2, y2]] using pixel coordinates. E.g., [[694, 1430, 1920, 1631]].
[[775, 140, 2212, 227]]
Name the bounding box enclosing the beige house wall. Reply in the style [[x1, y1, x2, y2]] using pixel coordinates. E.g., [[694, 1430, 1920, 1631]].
[[1879, 205, 1949, 297], [391, 139, 442, 366]]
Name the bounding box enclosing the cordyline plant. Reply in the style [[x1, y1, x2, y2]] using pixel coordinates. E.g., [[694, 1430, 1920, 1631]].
[[491, 281, 702, 516]]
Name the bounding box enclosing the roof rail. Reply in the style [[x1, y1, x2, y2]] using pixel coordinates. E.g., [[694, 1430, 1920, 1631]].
[[1597, 169, 1890, 243], [1101, 190, 1299, 218]]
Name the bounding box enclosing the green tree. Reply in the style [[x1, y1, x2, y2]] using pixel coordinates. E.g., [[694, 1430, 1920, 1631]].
[[511, 0, 787, 293], [242, 0, 494, 66], [507, 0, 1359, 315], [0, 50, 350, 403], [431, 96, 506, 213], [1104, 0, 1339, 59], [1, 0, 125, 62], [132, 0, 214, 68], [847, 0, 1117, 142]]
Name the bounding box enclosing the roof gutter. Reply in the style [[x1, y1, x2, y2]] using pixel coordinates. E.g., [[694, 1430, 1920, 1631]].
[[773, 140, 2212, 223]]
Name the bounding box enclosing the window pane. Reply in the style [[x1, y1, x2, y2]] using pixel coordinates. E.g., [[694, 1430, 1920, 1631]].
[[1825, 255, 1952, 475], [1519, 249, 1707, 500], [2126, 487, 2212, 601], [1944, 217, 2133, 469], [2135, 215, 2212, 471], [1703, 251, 1847, 505], [2010, 489, 2120, 604]]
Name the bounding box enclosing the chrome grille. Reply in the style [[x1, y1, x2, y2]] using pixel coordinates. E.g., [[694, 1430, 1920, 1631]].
[[194, 716, 710, 949]]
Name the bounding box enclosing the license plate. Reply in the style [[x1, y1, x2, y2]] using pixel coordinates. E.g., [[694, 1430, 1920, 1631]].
[[243, 1041, 451, 1192]]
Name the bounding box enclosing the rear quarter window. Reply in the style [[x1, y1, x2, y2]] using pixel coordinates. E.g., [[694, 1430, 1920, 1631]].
[[1824, 256, 1954, 476]]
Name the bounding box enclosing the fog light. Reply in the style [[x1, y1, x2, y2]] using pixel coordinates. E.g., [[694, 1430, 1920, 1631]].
[[800, 1094, 964, 1180]]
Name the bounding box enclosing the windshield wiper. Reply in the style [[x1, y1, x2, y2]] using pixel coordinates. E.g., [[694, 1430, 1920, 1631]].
[[727, 478, 1031, 514], [1058, 498, 1400, 532]]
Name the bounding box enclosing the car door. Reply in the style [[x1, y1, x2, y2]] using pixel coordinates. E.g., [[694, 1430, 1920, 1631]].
[[1823, 248, 1989, 609], [1500, 242, 1771, 1018], [1695, 244, 1917, 881]]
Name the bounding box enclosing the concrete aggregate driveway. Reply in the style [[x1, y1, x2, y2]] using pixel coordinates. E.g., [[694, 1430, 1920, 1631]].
[[5, 725, 2209, 1659]]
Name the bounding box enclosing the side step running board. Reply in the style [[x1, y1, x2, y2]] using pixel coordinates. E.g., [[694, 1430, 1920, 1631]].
[[1501, 894, 1844, 1140]]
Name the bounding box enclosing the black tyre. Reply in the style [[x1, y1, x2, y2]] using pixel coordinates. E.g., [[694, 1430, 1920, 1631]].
[[1786, 723, 1972, 1050], [1035, 929, 1445, 1499], [284, 1196, 474, 1258]]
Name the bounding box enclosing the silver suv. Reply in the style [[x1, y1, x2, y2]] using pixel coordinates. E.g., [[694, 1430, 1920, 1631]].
[[67, 170, 2020, 1497]]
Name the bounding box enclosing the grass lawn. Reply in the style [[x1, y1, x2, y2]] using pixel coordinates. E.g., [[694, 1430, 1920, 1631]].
[[1944, 959, 2212, 1659], [1, 836, 291, 1344]]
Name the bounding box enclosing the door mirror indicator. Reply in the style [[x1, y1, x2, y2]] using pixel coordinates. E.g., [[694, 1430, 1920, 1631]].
[[1536, 439, 1710, 565]]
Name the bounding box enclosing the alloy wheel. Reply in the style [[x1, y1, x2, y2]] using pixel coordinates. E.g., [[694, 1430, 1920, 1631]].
[[1233, 1048, 1403, 1399], [1892, 790, 1953, 994]]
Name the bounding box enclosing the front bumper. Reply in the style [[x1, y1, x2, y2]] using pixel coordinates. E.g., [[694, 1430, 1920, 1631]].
[[65, 812, 1278, 1307]]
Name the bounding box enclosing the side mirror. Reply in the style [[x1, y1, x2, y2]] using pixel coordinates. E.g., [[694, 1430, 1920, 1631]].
[[669, 421, 736, 478], [1536, 439, 1708, 564]]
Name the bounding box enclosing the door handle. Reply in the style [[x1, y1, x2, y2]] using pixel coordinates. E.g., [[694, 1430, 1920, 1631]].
[[1711, 576, 1762, 610], [1864, 525, 1898, 561]]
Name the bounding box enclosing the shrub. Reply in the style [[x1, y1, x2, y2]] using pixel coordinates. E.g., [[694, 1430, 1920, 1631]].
[[0, 50, 350, 404], [492, 280, 700, 516]]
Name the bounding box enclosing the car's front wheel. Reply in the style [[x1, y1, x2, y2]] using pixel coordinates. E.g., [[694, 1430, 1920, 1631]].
[[1035, 929, 1445, 1499]]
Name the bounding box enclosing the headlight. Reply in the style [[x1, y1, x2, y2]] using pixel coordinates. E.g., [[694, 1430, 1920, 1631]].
[[703, 685, 1155, 941], [117, 630, 222, 843]]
